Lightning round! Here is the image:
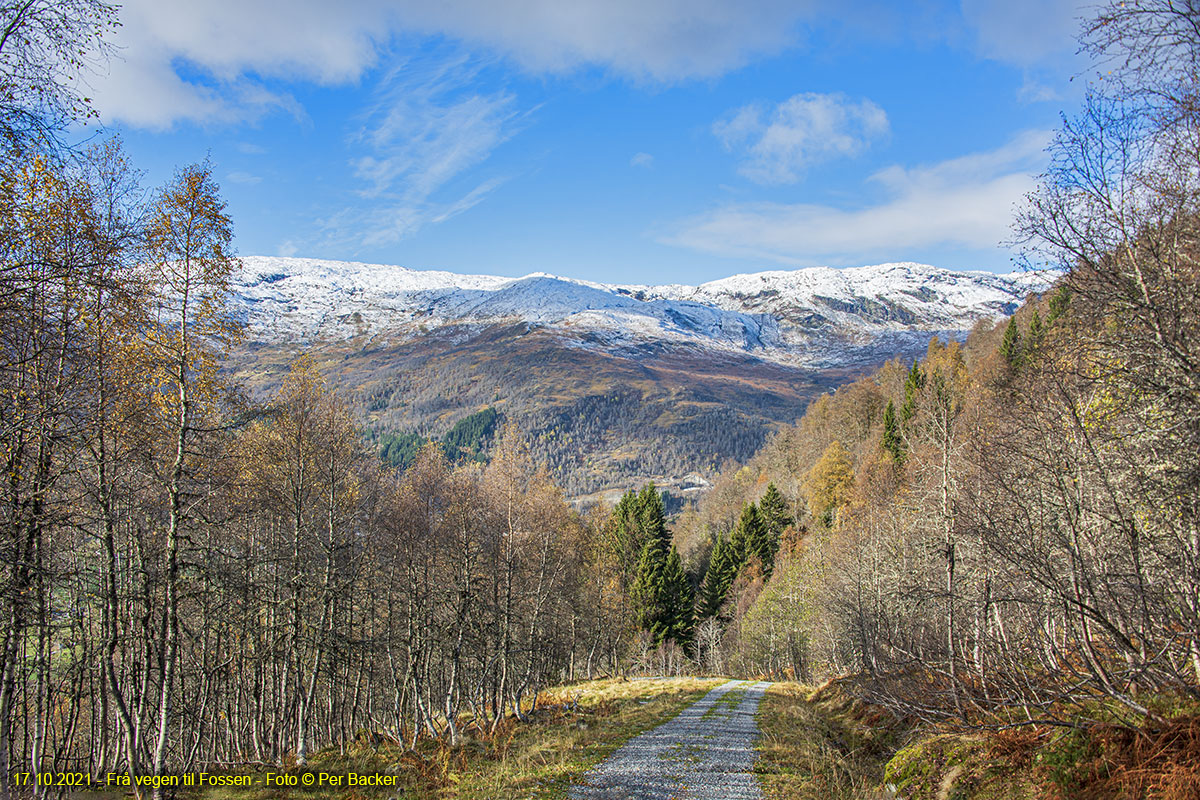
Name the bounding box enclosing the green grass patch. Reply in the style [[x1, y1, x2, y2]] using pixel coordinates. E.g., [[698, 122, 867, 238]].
[[701, 685, 748, 720], [884, 732, 1041, 800]]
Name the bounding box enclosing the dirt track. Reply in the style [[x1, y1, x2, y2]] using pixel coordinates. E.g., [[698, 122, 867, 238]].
[[570, 679, 771, 800]]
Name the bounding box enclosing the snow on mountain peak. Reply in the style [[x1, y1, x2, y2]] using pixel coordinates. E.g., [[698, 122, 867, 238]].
[[231, 256, 1048, 364]]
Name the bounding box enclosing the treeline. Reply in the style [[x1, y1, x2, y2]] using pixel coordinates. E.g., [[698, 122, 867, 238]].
[[0, 143, 629, 795], [0, 7, 642, 796], [668, 0, 1200, 728]]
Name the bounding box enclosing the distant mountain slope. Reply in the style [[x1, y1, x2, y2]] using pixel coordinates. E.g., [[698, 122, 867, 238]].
[[647, 262, 1043, 335], [232, 257, 1043, 366], [228, 257, 1047, 496]]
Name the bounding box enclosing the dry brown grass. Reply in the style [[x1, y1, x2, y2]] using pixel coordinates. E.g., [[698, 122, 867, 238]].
[[755, 681, 906, 800], [179, 677, 721, 800], [1035, 714, 1200, 800], [883, 696, 1200, 800]]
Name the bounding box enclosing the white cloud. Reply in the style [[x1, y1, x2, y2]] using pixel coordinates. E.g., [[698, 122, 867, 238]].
[[1017, 78, 1060, 103], [961, 0, 1084, 67], [226, 171, 262, 185], [394, 0, 813, 81], [86, 0, 826, 128], [324, 57, 524, 247], [665, 130, 1050, 264], [81, 0, 1091, 130], [87, 0, 395, 127], [631, 152, 654, 168], [714, 93, 889, 184]]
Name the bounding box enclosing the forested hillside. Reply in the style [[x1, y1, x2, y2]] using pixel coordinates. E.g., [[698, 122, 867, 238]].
[[667, 0, 1200, 746], [0, 6, 636, 795], [374, 406, 499, 469], [233, 320, 839, 496], [1, 0, 1199, 798]]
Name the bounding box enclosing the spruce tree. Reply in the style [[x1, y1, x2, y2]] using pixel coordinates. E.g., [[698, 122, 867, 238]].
[[900, 359, 923, 426], [627, 482, 693, 649], [737, 502, 778, 575], [606, 489, 644, 588], [636, 483, 668, 544], [730, 502, 766, 568], [663, 545, 694, 650], [757, 483, 792, 576], [1028, 309, 1044, 350], [606, 483, 669, 591], [699, 534, 736, 619], [631, 537, 669, 643], [881, 399, 905, 463], [1000, 316, 1021, 366], [698, 498, 779, 623], [1046, 285, 1070, 325]]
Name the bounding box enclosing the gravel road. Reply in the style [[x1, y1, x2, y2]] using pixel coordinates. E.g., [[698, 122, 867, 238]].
[[570, 679, 771, 800]]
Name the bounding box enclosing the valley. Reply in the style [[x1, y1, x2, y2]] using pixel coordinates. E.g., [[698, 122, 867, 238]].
[[228, 257, 1043, 495]]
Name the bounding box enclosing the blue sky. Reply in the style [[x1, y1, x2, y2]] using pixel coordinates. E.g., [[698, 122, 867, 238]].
[[81, 0, 1089, 284]]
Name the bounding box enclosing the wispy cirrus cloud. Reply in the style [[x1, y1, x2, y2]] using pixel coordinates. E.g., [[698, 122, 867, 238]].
[[665, 130, 1051, 265], [715, 93, 889, 184], [321, 55, 527, 248], [226, 171, 262, 185]]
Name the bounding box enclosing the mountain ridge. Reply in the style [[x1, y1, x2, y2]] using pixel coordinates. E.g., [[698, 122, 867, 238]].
[[227, 256, 1048, 495], [231, 257, 1046, 366]]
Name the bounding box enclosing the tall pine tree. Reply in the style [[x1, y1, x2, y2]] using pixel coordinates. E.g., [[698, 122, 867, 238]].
[[605, 483, 668, 591], [729, 502, 767, 568], [605, 488, 643, 588], [632, 537, 669, 641], [662, 545, 694, 651], [881, 399, 905, 463], [627, 483, 693, 650], [636, 483, 668, 544], [1046, 285, 1070, 325], [757, 483, 792, 576], [699, 499, 774, 622], [1000, 316, 1021, 366], [699, 534, 737, 619], [1028, 309, 1045, 351], [900, 359, 924, 426]]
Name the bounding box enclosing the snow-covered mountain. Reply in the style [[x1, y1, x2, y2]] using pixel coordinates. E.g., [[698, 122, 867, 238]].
[[228, 256, 1052, 496], [232, 257, 1047, 366]]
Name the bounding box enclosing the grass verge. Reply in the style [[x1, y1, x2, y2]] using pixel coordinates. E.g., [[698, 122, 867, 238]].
[[118, 676, 720, 800], [754, 680, 907, 800]]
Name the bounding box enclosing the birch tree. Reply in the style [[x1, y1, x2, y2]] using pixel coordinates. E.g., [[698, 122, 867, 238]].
[[138, 163, 240, 790]]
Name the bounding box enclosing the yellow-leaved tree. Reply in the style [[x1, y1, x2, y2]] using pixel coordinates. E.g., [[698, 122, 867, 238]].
[[136, 162, 241, 792], [802, 440, 855, 527]]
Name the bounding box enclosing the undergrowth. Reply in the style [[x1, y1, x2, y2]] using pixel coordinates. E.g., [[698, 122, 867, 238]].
[[755, 679, 908, 800], [882, 697, 1200, 800], [162, 676, 719, 800]]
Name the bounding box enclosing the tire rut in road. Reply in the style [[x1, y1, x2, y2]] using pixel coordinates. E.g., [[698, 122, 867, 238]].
[[570, 679, 771, 800]]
